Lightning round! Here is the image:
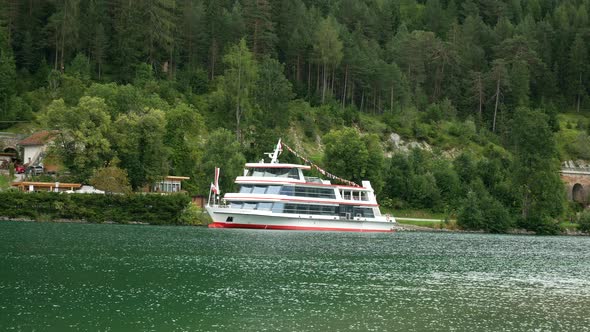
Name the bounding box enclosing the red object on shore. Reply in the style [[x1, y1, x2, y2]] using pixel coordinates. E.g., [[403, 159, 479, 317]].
[[15, 165, 25, 174]]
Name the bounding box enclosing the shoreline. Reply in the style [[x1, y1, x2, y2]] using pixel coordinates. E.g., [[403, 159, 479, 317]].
[[1, 217, 586, 236], [0, 217, 207, 227]]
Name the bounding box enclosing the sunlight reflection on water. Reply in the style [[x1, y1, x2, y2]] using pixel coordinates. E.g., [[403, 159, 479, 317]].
[[0, 222, 589, 331]]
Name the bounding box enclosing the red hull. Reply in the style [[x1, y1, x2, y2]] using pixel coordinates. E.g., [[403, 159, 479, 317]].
[[208, 222, 395, 233]]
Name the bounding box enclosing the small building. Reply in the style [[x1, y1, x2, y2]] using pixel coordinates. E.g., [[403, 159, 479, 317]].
[[0, 152, 17, 167], [152, 176, 190, 193], [11, 181, 82, 192], [18, 130, 59, 166], [192, 195, 206, 208]]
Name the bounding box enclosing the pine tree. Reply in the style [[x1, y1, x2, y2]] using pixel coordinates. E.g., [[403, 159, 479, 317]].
[[112, 0, 143, 82], [313, 16, 343, 104], [0, 26, 16, 127], [218, 38, 258, 142], [141, 0, 176, 73], [92, 23, 108, 80], [569, 34, 588, 112], [487, 59, 509, 132], [243, 0, 277, 58]]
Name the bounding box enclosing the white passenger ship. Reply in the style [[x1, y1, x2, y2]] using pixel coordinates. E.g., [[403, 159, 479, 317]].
[[206, 140, 396, 232]]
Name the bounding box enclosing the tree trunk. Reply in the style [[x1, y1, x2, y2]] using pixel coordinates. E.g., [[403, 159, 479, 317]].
[[342, 64, 348, 109], [373, 86, 377, 114], [493, 79, 500, 132], [351, 81, 355, 109], [577, 72, 582, 113], [316, 63, 320, 93], [390, 84, 394, 113], [60, 3, 67, 72], [478, 74, 483, 123], [54, 32, 59, 70], [330, 66, 335, 97], [210, 39, 218, 80], [322, 62, 327, 103], [307, 61, 311, 97], [360, 90, 364, 113], [296, 54, 301, 82], [169, 0, 175, 80], [236, 51, 242, 143]]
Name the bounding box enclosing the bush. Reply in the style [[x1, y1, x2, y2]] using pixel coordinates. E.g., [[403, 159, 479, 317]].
[[578, 211, 590, 233], [0, 191, 192, 224], [457, 191, 513, 233], [179, 204, 212, 225]]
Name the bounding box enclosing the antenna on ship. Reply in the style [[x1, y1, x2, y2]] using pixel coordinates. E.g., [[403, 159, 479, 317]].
[[264, 138, 282, 164]]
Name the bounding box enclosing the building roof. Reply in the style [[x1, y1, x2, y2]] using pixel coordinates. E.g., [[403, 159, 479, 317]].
[[11, 181, 82, 189], [163, 176, 191, 181], [18, 130, 59, 146]]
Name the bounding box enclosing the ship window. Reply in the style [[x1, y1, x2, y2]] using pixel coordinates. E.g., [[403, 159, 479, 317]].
[[243, 202, 257, 210], [266, 185, 282, 195], [309, 205, 322, 214], [271, 203, 285, 213], [230, 202, 243, 209], [293, 186, 336, 199], [280, 186, 294, 196], [239, 185, 252, 194], [272, 168, 290, 177], [252, 185, 267, 194], [353, 207, 374, 218], [297, 205, 309, 214], [257, 202, 273, 211], [322, 206, 336, 215], [340, 190, 352, 200], [287, 168, 299, 179], [252, 169, 265, 177], [361, 192, 369, 201], [283, 203, 297, 213]]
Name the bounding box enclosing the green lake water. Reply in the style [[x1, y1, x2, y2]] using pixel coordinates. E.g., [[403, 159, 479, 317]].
[[1, 221, 589, 331]]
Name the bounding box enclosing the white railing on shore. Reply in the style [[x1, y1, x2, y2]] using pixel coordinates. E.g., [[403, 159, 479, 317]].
[[560, 167, 590, 174]]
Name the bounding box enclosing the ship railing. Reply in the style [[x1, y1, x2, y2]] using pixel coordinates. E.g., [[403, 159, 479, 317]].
[[209, 203, 230, 208]]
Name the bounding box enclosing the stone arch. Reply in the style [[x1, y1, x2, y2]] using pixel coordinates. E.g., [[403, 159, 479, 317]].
[[3, 147, 17, 154], [572, 183, 586, 204]]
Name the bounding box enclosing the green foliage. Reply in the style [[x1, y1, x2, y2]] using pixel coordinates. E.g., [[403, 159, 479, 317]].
[[323, 128, 369, 185], [197, 128, 246, 195], [41, 97, 112, 181], [164, 102, 205, 188], [217, 38, 258, 142], [90, 164, 132, 194], [457, 190, 513, 233], [254, 56, 294, 128], [457, 191, 484, 230], [0, 174, 10, 190], [179, 204, 212, 226], [66, 53, 91, 81], [0, 191, 191, 225], [578, 211, 590, 233], [510, 107, 565, 227], [113, 108, 169, 190], [0, 26, 17, 130], [1, 0, 589, 235]]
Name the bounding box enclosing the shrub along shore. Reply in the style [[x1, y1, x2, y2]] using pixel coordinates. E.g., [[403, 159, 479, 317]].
[[0, 191, 209, 225]]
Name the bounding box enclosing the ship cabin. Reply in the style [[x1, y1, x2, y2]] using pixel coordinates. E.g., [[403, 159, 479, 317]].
[[227, 164, 381, 220], [233, 163, 377, 203], [239, 163, 312, 182]]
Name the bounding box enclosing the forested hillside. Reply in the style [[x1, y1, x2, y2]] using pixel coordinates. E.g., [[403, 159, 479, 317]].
[[1, 0, 589, 233]]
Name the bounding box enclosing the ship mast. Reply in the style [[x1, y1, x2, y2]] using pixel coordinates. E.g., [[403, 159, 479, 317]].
[[265, 139, 282, 164]]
